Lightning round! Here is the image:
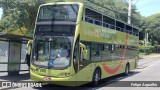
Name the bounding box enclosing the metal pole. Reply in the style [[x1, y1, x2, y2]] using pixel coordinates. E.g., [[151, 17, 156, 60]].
[[146, 33, 148, 44], [128, 0, 132, 24], [144, 32, 146, 46]]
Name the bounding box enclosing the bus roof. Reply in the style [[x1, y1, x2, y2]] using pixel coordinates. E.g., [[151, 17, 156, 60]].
[[40, 2, 82, 7], [39, 2, 139, 30]]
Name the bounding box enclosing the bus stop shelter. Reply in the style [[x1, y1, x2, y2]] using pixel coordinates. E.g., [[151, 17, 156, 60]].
[[0, 32, 32, 76]]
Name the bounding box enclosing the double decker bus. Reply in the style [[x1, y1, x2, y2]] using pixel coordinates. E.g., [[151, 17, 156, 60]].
[[29, 2, 139, 86]]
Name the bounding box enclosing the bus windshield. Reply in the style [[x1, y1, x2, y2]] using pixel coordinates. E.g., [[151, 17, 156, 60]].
[[32, 35, 73, 69], [38, 4, 79, 22]]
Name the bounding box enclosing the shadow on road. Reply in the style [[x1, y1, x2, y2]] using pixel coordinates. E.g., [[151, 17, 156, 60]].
[[33, 71, 140, 90], [0, 73, 30, 81]]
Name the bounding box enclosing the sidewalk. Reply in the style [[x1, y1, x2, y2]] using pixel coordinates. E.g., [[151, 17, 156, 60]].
[[0, 71, 31, 81], [140, 54, 160, 58]]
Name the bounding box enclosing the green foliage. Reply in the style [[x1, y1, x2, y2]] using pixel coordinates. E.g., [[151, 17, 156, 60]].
[[139, 45, 155, 54], [0, 0, 51, 37], [154, 45, 160, 53], [0, 8, 29, 33], [139, 13, 160, 45], [147, 14, 160, 45]]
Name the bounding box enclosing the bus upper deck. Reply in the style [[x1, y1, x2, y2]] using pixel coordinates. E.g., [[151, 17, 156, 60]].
[[35, 2, 139, 37]]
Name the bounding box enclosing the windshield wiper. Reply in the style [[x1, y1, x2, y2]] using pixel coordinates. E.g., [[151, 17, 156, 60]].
[[37, 32, 45, 39], [70, 4, 78, 16], [34, 33, 45, 43], [34, 33, 45, 52]]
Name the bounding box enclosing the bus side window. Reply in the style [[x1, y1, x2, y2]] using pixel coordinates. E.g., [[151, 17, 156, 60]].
[[83, 44, 91, 61], [91, 43, 101, 61], [102, 44, 110, 61], [109, 45, 115, 60]]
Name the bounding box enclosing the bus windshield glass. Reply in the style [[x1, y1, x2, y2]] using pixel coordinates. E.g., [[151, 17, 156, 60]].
[[38, 4, 79, 22], [32, 35, 73, 69]]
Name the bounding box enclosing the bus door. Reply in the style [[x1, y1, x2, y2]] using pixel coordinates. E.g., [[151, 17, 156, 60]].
[[77, 43, 92, 82], [109, 44, 115, 65], [110, 44, 125, 75], [113, 45, 124, 69], [101, 44, 115, 71]]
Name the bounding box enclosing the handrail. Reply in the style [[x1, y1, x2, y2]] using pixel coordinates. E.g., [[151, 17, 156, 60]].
[[103, 22, 115, 29]]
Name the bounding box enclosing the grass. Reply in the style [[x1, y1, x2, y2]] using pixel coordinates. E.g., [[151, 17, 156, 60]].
[[138, 53, 145, 59], [138, 53, 160, 59]]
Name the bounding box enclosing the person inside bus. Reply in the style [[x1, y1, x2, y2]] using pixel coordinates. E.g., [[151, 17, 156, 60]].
[[39, 47, 44, 55], [95, 45, 100, 56], [25, 53, 30, 73]]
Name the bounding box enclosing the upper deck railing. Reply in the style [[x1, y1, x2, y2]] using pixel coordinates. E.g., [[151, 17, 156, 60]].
[[85, 16, 139, 36], [84, 8, 139, 36]]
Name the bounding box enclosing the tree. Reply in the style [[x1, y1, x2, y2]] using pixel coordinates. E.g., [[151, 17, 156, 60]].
[[145, 13, 160, 45], [0, 0, 52, 36]]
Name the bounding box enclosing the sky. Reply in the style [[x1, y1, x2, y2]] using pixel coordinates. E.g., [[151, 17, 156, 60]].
[[135, 0, 160, 16]]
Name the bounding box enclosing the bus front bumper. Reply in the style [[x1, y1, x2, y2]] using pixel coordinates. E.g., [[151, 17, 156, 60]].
[[30, 71, 77, 86]]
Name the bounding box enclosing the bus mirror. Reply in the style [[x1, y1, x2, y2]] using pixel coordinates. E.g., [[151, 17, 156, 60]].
[[27, 40, 33, 46], [27, 40, 33, 55], [82, 50, 87, 60]]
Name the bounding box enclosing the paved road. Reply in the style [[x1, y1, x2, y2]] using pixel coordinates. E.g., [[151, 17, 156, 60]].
[[1, 57, 160, 90]]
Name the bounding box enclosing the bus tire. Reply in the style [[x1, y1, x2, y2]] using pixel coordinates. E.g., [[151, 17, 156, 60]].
[[92, 68, 100, 86], [124, 63, 130, 76]]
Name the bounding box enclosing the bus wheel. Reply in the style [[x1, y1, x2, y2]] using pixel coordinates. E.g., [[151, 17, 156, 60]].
[[124, 64, 130, 76], [92, 69, 100, 86]]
